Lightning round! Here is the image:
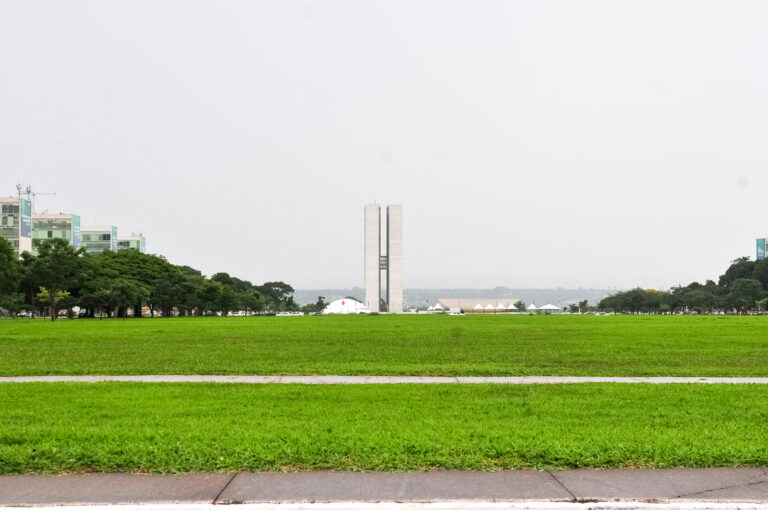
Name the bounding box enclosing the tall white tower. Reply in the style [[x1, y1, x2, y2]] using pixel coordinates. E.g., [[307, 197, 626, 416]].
[[364, 204, 403, 313], [364, 204, 381, 313], [386, 205, 403, 313]]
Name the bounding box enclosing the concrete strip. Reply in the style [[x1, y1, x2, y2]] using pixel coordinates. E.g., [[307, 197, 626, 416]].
[[0, 473, 232, 506], [3, 375, 768, 384], [6, 505, 768, 510], [218, 471, 571, 503], [678, 481, 768, 500], [5, 470, 768, 506], [552, 468, 768, 501]]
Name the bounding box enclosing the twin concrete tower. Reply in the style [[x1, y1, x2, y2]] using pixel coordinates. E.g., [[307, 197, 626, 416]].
[[364, 204, 403, 313]]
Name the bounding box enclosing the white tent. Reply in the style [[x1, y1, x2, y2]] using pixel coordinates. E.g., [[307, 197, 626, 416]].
[[322, 299, 371, 315], [473, 304, 483, 311], [539, 304, 562, 311], [433, 303, 444, 310], [507, 303, 518, 310], [526, 303, 539, 311], [485, 304, 495, 311], [496, 303, 506, 310], [427, 306, 435, 311]]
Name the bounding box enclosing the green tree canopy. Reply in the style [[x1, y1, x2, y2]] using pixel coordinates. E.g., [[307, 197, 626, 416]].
[[726, 278, 764, 310], [0, 237, 22, 316], [26, 239, 84, 321], [719, 257, 756, 289]]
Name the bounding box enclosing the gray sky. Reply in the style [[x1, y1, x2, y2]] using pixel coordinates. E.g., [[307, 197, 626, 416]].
[[2, 1, 767, 289]]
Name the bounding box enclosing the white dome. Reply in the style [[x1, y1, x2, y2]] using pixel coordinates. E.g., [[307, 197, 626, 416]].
[[321, 298, 371, 315]]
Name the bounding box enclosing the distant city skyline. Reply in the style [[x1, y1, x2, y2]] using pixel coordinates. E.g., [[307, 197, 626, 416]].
[[2, 1, 766, 290]]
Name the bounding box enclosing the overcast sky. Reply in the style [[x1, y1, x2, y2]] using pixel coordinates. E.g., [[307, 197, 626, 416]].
[[2, 1, 767, 289]]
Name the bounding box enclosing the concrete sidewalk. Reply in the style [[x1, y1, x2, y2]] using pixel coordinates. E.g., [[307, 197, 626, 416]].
[[3, 375, 768, 384], [2, 469, 768, 506]]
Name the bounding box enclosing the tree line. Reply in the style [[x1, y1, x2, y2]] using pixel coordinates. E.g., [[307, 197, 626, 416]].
[[0, 237, 299, 320], [598, 257, 768, 314]]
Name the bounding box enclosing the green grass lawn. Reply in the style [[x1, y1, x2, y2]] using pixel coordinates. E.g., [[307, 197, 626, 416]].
[[2, 382, 767, 474], [1, 314, 767, 376]]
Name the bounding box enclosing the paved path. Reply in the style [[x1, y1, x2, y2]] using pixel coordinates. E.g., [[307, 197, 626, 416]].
[[2, 469, 768, 506], [7, 505, 768, 510], [2, 375, 768, 384]]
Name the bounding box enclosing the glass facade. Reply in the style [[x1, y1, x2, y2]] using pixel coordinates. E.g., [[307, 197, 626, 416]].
[[117, 234, 147, 253], [81, 226, 118, 255], [31, 214, 81, 255], [4, 197, 148, 259], [0, 197, 32, 258]]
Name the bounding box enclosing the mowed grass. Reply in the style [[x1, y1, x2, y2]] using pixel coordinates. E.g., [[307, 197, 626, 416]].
[[2, 314, 768, 376], [1, 382, 767, 474]]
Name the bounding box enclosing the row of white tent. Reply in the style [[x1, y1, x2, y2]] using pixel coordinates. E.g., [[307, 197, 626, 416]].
[[426, 303, 563, 312]]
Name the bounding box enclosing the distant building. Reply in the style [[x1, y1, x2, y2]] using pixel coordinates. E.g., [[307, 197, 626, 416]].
[[81, 225, 118, 254], [757, 238, 767, 261], [117, 233, 146, 253], [437, 298, 520, 313], [0, 196, 32, 258], [322, 298, 370, 315], [32, 213, 81, 255]]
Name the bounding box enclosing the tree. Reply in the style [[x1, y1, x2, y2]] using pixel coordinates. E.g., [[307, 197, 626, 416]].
[[281, 295, 300, 312], [218, 285, 238, 315], [599, 288, 650, 314], [258, 281, 295, 312], [211, 272, 266, 315], [719, 257, 756, 290], [93, 249, 177, 318], [27, 239, 84, 321], [78, 276, 148, 318], [2, 235, 295, 320], [599, 288, 674, 314], [0, 237, 22, 316], [149, 273, 185, 317], [514, 300, 526, 311], [752, 259, 768, 290], [726, 278, 764, 311], [681, 289, 715, 314], [79, 277, 114, 317], [195, 280, 224, 315], [578, 300, 589, 313], [240, 289, 266, 315], [36, 287, 70, 318], [109, 278, 150, 318], [175, 266, 206, 316], [301, 295, 327, 314], [627, 288, 649, 313], [210, 272, 235, 288]]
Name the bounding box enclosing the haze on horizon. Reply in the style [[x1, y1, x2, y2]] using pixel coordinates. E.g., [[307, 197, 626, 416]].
[[1, 0, 766, 290]]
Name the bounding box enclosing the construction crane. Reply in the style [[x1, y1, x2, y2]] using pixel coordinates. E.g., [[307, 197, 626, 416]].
[[31, 191, 56, 212], [14, 184, 56, 212]]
